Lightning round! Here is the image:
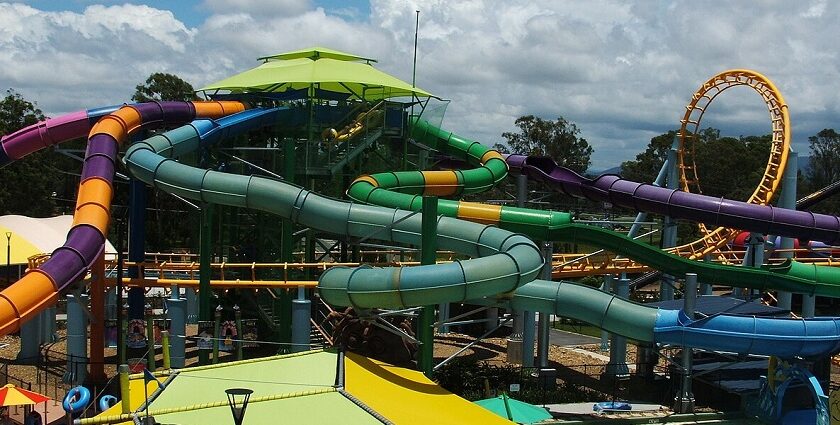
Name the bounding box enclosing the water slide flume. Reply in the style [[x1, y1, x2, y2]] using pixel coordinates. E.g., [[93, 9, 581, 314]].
[[122, 107, 544, 309], [507, 154, 840, 245], [0, 101, 246, 335], [349, 119, 840, 297], [126, 111, 840, 359], [514, 280, 840, 358]]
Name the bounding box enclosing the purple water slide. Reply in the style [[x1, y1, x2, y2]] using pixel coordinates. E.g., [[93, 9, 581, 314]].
[[507, 154, 840, 245], [0, 106, 121, 166], [11, 102, 198, 293]]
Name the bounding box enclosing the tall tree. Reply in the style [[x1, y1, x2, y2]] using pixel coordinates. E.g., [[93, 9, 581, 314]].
[[501, 115, 593, 173], [620, 130, 677, 183], [131, 73, 196, 250], [132, 73, 196, 102], [0, 89, 66, 216], [0, 89, 43, 135], [807, 129, 840, 188]]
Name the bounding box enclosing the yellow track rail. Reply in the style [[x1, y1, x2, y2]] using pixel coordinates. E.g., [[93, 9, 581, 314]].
[[672, 69, 790, 260]]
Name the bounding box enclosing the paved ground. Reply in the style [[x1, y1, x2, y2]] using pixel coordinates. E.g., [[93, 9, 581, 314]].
[[548, 328, 601, 347]]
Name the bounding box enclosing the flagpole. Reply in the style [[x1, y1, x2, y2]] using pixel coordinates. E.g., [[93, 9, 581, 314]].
[[412, 10, 419, 88]]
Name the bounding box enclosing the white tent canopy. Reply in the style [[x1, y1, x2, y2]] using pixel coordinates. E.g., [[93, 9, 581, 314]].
[[0, 215, 116, 265]]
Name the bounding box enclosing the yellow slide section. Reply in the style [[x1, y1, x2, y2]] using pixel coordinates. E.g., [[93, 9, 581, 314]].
[[344, 353, 514, 425], [98, 378, 159, 425]]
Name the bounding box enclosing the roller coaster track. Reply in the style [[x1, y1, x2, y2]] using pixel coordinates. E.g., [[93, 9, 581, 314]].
[[672, 69, 790, 261]]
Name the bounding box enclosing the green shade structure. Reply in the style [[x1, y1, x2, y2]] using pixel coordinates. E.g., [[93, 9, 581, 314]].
[[475, 394, 553, 424], [201, 46, 436, 101]]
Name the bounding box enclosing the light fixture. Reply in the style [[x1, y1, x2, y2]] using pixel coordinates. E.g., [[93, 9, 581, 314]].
[[225, 388, 253, 425]]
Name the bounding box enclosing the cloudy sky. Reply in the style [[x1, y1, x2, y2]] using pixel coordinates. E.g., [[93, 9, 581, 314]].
[[1, 0, 838, 170]]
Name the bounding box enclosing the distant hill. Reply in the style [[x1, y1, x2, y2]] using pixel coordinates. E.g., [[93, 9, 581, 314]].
[[586, 166, 621, 177]]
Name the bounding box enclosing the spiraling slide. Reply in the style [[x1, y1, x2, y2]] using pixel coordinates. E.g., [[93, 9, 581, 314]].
[[0, 101, 247, 335], [122, 107, 544, 309], [506, 154, 840, 245], [119, 111, 840, 359], [349, 120, 840, 297]]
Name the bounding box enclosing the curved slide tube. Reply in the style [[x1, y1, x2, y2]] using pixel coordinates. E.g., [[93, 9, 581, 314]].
[[122, 108, 544, 309], [507, 154, 840, 245], [127, 111, 840, 359], [512, 279, 840, 358], [348, 118, 572, 241], [352, 120, 840, 297], [0, 105, 120, 165], [0, 100, 246, 335]]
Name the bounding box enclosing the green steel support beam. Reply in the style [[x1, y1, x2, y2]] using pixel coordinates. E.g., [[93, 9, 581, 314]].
[[419, 196, 438, 377]]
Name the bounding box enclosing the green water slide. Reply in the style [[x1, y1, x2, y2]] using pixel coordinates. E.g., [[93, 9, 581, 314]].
[[347, 117, 840, 297], [122, 108, 543, 309], [122, 108, 840, 358]]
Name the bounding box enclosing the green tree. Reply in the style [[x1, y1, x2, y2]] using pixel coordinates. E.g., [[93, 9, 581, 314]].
[[0, 89, 43, 135], [802, 129, 840, 215], [501, 115, 593, 173], [806, 129, 840, 188], [0, 89, 67, 216], [131, 73, 195, 250], [132, 73, 196, 102], [694, 133, 771, 200], [620, 130, 677, 183]]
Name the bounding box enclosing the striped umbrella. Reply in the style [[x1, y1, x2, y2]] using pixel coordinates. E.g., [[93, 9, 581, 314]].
[[0, 384, 50, 406]]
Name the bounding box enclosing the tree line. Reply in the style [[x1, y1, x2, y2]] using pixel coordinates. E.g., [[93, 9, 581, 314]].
[[1, 73, 839, 252]]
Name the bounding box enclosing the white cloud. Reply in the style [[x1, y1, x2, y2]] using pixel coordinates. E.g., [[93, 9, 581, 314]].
[[201, 0, 312, 17], [0, 0, 838, 170]]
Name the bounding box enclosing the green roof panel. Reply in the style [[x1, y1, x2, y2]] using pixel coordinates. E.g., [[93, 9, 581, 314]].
[[202, 47, 435, 101]]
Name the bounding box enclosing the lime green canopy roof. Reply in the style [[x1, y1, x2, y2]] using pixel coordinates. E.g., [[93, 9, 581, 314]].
[[202, 46, 434, 101], [258, 46, 377, 63]]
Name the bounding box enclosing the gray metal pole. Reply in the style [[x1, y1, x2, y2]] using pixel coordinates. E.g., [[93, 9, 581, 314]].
[[65, 292, 88, 385], [536, 242, 552, 368], [700, 255, 713, 295], [507, 174, 528, 364], [736, 233, 764, 298], [522, 311, 535, 368], [660, 141, 679, 301], [185, 288, 198, 325], [291, 289, 311, 353], [17, 311, 40, 363], [167, 291, 186, 368], [674, 273, 697, 413], [437, 302, 450, 333], [802, 294, 816, 318], [605, 277, 629, 378], [600, 275, 614, 351], [518, 174, 536, 367], [627, 145, 673, 239], [777, 152, 797, 310]]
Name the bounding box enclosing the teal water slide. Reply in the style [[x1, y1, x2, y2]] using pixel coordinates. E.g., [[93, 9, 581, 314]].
[[123, 108, 840, 359]]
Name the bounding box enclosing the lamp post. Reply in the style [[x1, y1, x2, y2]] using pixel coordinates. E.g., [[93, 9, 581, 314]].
[[225, 388, 253, 425], [5, 232, 11, 284]]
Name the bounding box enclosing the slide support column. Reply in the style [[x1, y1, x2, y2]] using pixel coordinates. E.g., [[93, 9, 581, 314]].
[[536, 242, 552, 368], [600, 275, 614, 351], [605, 278, 630, 378], [418, 196, 438, 377], [660, 143, 679, 301], [168, 288, 186, 368], [674, 273, 697, 413], [507, 174, 527, 364], [777, 152, 797, 310]]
